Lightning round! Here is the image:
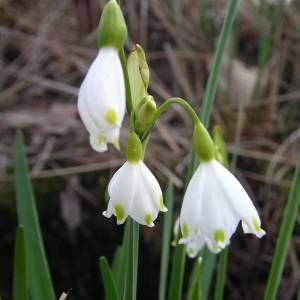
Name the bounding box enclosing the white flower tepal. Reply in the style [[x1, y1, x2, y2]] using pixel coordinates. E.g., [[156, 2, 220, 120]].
[[103, 161, 167, 226], [180, 160, 265, 254], [78, 47, 125, 152]]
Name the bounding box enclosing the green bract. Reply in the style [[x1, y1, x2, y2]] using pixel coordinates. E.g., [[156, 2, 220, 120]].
[[135, 95, 156, 133], [97, 0, 127, 50], [193, 122, 215, 162], [126, 132, 143, 162], [212, 126, 229, 168], [127, 44, 150, 109]]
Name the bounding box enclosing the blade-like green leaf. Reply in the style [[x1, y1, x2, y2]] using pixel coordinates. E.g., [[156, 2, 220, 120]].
[[14, 130, 55, 300], [168, 243, 186, 300], [158, 182, 174, 300], [187, 258, 202, 300], [13, 226, 28, 300], [99, 256, 119, 300], [264, 154, 300, 300]]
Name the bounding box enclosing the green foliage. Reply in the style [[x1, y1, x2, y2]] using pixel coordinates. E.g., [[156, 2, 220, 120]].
[[158, 182, 174, 300], [13, 226, 28, 300], [14, 130, 55, 300], [99, 257, 119, 300]]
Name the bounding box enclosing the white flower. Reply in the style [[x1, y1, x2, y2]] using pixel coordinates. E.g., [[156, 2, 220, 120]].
[[78, 47, 125, 152], [179, 160, 265, 254], [103, 161, 167, 226]]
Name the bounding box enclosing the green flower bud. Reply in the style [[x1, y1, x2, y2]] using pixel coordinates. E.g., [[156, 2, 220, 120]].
[[212, 126, 229, 168], [193, 121, 215, 162], [135, 95, 156, 133], [126, 132, 143, 162], [127, 44, 150, 109], [97, 0, 127, 50]]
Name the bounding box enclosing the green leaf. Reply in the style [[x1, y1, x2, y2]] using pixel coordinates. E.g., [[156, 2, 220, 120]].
[[187, 258, 202, 300], [264, 154, 300, 300], [168, 243, 186, 300], [199, 249, 216, 300], [13, 226, 28, 300], [14, 130, 56, 300], [127, 44, 149, 110], [99, 256, 119, 300], [158, 182, 174, 300]]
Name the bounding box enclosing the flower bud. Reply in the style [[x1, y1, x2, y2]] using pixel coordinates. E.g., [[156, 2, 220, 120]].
[[126, 132, 143, 162], [135, 95, 156, 133], [193, 121, 215, 162], [97, 0, 127, 50]]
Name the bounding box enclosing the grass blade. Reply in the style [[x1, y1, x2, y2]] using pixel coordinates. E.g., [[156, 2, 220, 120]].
[[99, 256, 119, 300], [14, 130, 55, 300], [158, 182, 174, 300], [13, 226, 28, 300], [213, 248, 228, 300], [264, 154, 300, 300]]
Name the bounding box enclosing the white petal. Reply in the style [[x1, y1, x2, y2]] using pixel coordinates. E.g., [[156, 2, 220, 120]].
[[89, 134, 107, 152], [212, 160, 265, 238], [180, 165, 205, 243], [197, 162, 240, 250], [106, 162, 137, 224], [128, 163, 160, 227], [139, 162, 166, 211], [186, 238, 205, 258], [83, 48, 125, 131]]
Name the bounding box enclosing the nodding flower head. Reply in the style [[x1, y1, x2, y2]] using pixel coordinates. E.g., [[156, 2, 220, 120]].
[[78, 47, 125, 152], [103, 160, 168, 226], [179, 159, 265, 255]]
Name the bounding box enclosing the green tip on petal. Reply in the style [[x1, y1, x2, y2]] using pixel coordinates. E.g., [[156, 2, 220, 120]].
[[252, 216, 265, 237], [126, 132, 143, 162], [214, 229, 225, 245], [193, 121, 215, 162], [145, 213, 154, 227], [182, 223, 189, 239], [97, 0, 127, 49], [105, 108, 119, 125], [115, 204, 125, 224], [159, 195, 168, 212]]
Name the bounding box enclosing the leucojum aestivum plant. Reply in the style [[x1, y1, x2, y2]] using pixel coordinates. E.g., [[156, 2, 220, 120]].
[[78, 0, 266, 296], [11, 0, 300, 300]]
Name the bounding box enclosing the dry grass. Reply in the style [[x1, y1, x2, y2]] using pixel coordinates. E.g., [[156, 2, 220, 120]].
[[0, 0, 300, 299]]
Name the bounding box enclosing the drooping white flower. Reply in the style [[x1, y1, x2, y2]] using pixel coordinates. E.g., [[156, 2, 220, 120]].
[[78, 47, 125, 152], [103, 132, 167, 226], [103, 161, 167, 226], [179, 160, 265, 255]]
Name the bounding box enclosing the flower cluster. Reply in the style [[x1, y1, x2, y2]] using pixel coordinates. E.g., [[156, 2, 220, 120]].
[[77, 0, 265, 257]]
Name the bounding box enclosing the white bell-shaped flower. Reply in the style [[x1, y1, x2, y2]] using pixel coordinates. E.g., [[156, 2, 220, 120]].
[[103, 132, 167, 226], [179, 160, 265, 254], [103, 161, 167, 226], [78, 47, 125, 152]]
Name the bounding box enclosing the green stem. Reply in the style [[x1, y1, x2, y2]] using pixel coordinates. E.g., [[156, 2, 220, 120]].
[[119, 48, 133, 115], [142, 97, 200, 141], [158, 182, 174, 300], [123, 219, 139, 300], [213, 248, 228, 300], [264, 154, 300, 300]]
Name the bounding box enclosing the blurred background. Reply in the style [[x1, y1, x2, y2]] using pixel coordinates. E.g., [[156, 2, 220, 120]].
[[0, 0, 300, 299]]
